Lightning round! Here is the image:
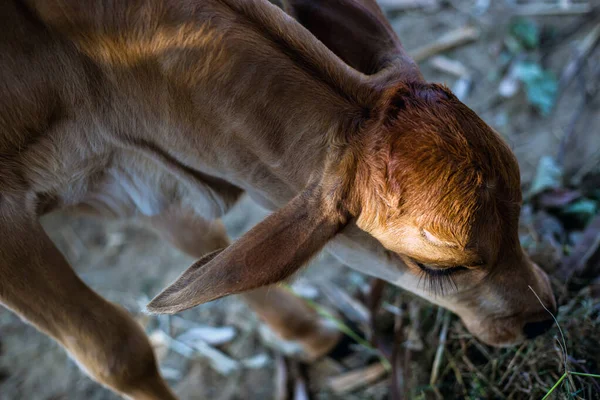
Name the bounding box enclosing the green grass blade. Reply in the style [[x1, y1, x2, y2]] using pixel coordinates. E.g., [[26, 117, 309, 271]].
[[570, 372, 600, 379], [282, 284, 392, 371], [542, 373, 567, 400]]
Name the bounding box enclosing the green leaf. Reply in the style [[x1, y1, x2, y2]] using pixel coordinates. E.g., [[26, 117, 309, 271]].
[[504, 35, 524, 54], [527, 155, 563, 199], [514, 61, 558, 115], [561, 198, 598, 222], [510, 18, 539, 49]]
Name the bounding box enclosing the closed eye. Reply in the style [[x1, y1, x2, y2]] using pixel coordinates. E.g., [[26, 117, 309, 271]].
[[415, 262, 468, 275], [413, 261, 468, 295]]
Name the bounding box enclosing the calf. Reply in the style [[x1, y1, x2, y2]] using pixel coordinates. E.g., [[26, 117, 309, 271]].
[[0, 0, 556, 398]]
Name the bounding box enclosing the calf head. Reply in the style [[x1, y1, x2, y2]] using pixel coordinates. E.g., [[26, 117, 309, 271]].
[[148, 0, 556, 347], [346, 82, 556, 346], [285, 0, 556, 346]]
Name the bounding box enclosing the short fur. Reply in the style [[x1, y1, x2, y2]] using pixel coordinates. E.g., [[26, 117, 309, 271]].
[[0, 0, 556, 398]]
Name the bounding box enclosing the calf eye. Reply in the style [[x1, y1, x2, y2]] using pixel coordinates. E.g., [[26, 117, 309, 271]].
[[413, 261, 468, 295], [415, 262, 468, 275]]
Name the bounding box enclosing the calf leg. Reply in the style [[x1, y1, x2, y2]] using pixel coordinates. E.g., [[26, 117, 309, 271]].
[[147, 207, 342, 360], [0, 206, 176, 400], [241, 287, 341, 360]]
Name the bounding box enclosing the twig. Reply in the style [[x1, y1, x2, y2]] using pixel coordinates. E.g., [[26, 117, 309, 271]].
[[410, 26, 480, 62], [405, 302, 424, 351], [377, 0, 438, 11], [568, 356, 600, 393], [446, 0, 492, 22], [429, 56, 473, 99], [327, 363, 388, 394], [499, 343, 528, 385], [274, 354, 288, 400], [368, 279, 386, 347], [283, 285, 391, 370], [429, 56, 470, 77], [318, 282, 370, 326], [293, 362, 310, 400], [556, 77, 588, 166], [390, 296, 406, 400], [402, 302, 415, 396], [514, 3, 591, 16], [445, 352, 468, 398], [429, 311, 450, 388], [154, 330, 240, 375], [469, 338, 493, 364], [461, 354, 506, 398], [502, 354, 533, 392], [559, 24, 600, 91]]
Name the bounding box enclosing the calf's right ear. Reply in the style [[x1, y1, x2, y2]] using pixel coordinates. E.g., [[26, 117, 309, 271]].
[[147, 182, 347, 314]]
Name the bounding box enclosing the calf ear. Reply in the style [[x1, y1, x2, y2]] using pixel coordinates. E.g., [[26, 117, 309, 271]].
[[147, 183, 346, 314], [283, 0, 421, 79]]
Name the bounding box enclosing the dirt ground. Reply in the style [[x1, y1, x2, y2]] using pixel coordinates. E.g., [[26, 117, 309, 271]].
[[1, 1, 600, 399]]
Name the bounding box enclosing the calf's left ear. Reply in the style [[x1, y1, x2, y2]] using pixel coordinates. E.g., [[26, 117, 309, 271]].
[[147, 183, 347, 314]]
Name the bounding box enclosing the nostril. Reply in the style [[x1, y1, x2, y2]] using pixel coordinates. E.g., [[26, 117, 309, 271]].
[[523, 319, 554, 339]]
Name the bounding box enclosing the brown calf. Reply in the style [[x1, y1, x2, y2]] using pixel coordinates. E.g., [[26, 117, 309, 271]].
[[0, 0, 556, 398]]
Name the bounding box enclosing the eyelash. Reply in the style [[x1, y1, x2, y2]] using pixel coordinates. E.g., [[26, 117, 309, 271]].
[[415, 262, 468, 296]]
